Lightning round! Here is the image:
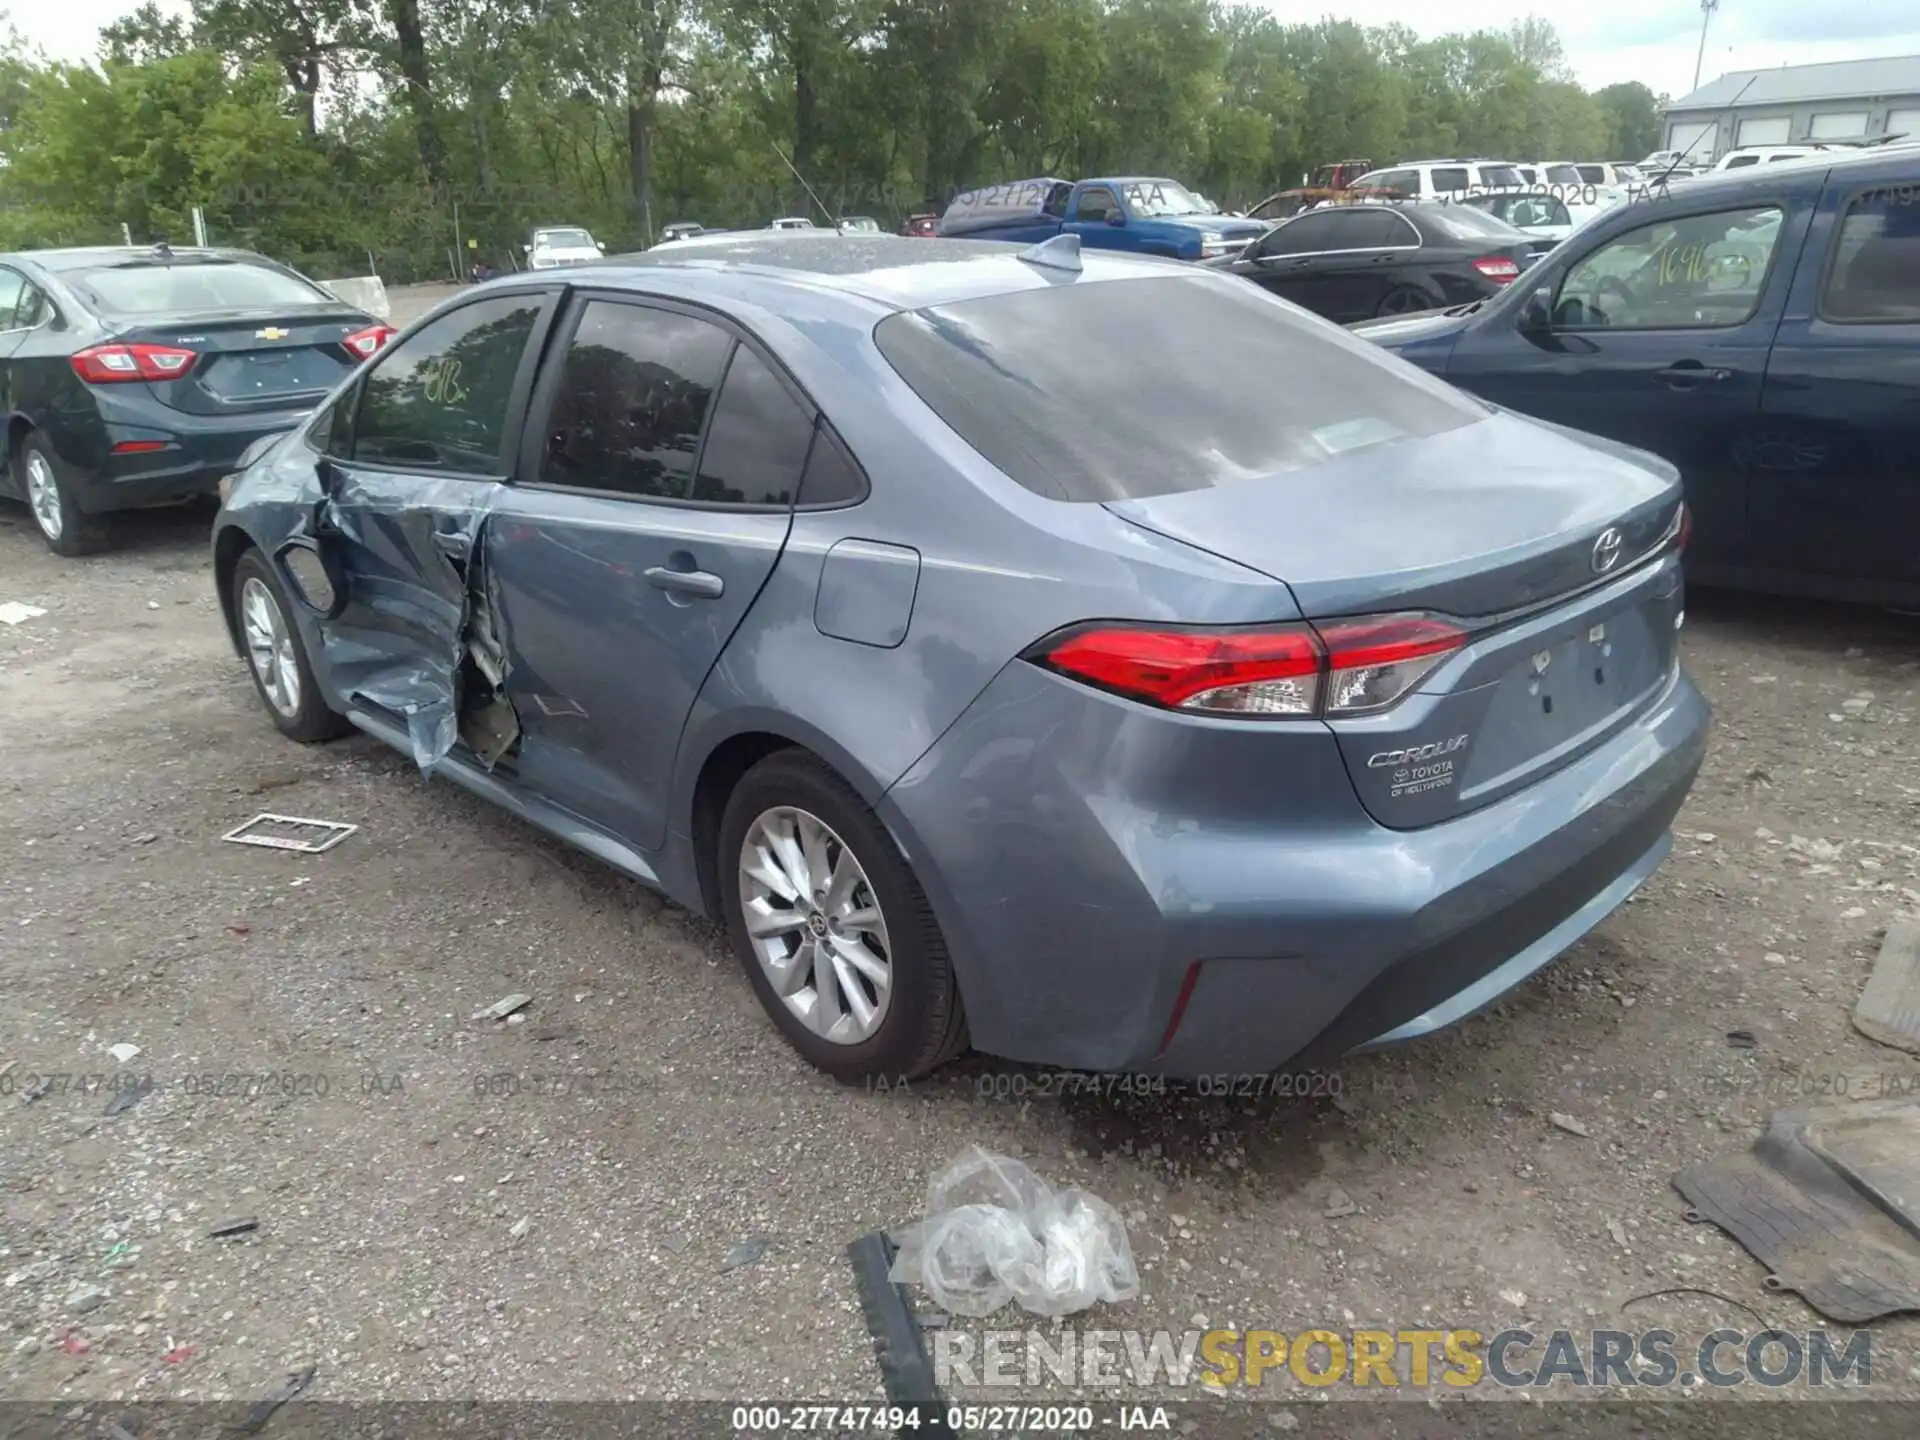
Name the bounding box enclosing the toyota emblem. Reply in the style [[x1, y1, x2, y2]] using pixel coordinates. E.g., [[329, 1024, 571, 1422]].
[[1591, 527, 1624, 575]]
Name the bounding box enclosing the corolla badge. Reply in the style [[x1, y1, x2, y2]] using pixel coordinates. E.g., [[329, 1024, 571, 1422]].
[[1591, 526, 1624, 574], [1367, 734, 1470, 768]]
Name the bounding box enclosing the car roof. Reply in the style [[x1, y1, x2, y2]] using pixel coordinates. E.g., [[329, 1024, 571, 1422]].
[[1670, 143, 1914, 193], [603, 232, 1193, 310], [15, 245, 272, 272]]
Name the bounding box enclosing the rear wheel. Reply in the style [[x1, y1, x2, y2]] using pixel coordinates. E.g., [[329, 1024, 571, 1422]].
[[230, 548, 350, 743], [718, 750, 968, 1082], [1374, 286, 1432, 318], [17, 435, 109, 557]]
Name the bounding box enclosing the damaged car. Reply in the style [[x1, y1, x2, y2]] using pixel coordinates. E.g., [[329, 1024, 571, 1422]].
[[211, 233, 1709, 1084]]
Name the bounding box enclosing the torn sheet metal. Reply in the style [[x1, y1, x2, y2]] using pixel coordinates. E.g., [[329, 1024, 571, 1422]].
[[1854, 919, 1920, 1056], [311, 471, 520, 776], [1674, 1097, 1920, 1322]]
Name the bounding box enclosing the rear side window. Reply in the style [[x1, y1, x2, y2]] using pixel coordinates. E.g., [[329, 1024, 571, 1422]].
[[538, 300, 731, 500], [1263, 212, 1349, 255], [689, 346, 814, 506], [872, 274, 1486, 502], [1576, 166, 1607, 184], [797, 424, 867, 507], [1430, 167, 1471, 193], [1822, 188, 1920, 323], [353, 295, 542, 473], [69, 259, 333, 315]]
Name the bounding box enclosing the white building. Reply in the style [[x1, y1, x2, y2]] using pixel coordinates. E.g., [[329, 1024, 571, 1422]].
[[1662, 56, 1920, 163]]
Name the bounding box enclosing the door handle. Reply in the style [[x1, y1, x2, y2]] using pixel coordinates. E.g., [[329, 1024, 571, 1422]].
[[644, 565, 724, 599], [1654, 362, 1733, 386]]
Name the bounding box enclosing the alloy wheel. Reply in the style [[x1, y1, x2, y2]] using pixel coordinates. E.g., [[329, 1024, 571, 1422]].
[[240, 576, 302, 719], [737, 805, 893, 1045], [24, 450, 62, 542]]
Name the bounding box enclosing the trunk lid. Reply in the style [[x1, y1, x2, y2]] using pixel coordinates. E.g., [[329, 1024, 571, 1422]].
[[115, 308, 371, 415], [1105, 410, 1687, 829], [1103, 410, 1678, 619]]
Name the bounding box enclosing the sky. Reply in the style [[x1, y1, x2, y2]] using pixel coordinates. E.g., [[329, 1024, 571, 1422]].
[[8, 0, 1920, 103]]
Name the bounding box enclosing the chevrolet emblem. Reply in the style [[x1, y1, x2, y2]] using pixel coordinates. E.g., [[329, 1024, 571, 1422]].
[[255, 326, 289, 341]]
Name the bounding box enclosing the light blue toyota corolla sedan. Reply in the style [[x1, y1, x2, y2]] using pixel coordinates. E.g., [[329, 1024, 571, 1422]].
[[210, 233, 1709, 1084]]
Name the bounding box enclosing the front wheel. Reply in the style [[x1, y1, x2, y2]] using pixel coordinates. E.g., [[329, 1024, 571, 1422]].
[[230, 548, 350, 743], [718, 751, 968, 1082]]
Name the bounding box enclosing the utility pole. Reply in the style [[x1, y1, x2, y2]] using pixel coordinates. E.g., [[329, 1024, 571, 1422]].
[[1693, 0, 1720, 92]]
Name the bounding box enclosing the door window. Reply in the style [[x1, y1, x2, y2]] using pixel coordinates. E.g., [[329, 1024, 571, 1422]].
[[689, 346, 816, 506], [1554, 206, 1783, 329], [1429, 167, 1471, 194], [1821, 188, 1920, 323], [0, 267, 25, 329], [1341, 210, 1417, 249], [1074, 187, 1121, 223], [537, 300, 731, 500], [1260, 212, 1357, 256], [351, 294, 544, 473]]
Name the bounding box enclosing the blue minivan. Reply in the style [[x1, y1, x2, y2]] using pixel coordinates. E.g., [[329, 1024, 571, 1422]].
[[1353, 145, 1920, 609]]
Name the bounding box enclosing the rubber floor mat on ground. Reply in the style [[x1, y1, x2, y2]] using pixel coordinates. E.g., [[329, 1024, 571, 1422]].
[[1674, 1097, 1920, 1323]]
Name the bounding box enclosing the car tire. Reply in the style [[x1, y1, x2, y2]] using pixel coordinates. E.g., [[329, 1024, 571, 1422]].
[[1374, 286, 1433, 318], [229, 548, 351, 743], [16, 434, 110, 557], [719, 749, 969, 1083]]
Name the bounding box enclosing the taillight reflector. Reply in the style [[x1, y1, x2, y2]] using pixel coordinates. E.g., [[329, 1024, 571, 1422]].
[[1472, 256, 1521, 282], [344, 324, 397, 359], [111, 440, 169, 454], [1028, 613, 1469, 720], [1677, 501, 1692, 553], [69, 343, 198, 384]]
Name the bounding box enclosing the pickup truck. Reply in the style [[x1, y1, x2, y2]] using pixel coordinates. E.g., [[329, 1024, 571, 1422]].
[[1351, 146, 1920, 609], [936, 176, 1267, 261]]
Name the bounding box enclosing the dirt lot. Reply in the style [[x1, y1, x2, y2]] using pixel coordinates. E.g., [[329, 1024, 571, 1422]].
[[3, 343, 1920, 1428]]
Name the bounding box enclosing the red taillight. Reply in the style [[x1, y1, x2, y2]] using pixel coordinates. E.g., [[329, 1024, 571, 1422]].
[[343, 324, 396, 359], [69, 343, 197, 384], [111, 440, 169, 454], [1035, 624, 1325, 715], [1471, 256, 1521, 283], [1028, 613, 1468, 720]]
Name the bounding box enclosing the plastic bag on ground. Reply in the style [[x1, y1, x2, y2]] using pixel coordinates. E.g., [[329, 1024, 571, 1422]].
[[887, 1145, 1139, 1317]]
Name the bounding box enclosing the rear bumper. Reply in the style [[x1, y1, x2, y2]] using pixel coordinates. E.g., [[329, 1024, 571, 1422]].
[[58, 397, 317, 514], [879, 657, 1709, 1078]]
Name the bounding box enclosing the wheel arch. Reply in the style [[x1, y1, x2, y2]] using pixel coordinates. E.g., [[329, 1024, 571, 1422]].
[[676, 711, 900, 921], [4, 412, 37, 499], [212, 523, 260, 657]]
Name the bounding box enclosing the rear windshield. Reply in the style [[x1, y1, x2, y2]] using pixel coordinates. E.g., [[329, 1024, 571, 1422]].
[[871, 274, 1486, 502], [71, 259, 334, 316], [1427, 206, 1526, 241]]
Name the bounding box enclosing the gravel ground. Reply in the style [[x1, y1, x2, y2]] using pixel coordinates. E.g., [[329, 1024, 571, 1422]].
[[3, 295, 1919, 1428]]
